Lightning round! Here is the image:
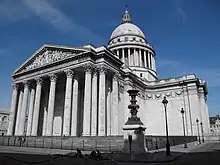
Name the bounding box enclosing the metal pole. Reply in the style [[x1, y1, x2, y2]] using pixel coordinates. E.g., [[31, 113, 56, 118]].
[[197, 122, 201, 144], [182, 112, 187, 148], [200, 122, 205, 143], [165, 107, 170, 156]]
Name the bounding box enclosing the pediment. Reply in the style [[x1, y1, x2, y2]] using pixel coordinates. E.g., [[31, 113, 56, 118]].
[[13, 44, 89, 75]]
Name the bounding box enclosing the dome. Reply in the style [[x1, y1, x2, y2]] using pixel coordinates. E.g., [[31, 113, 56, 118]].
[[109, 9, 146, 41], [110, 23, 145, 40]]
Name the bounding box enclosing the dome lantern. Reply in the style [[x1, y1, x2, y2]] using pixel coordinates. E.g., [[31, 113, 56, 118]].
[[122, 6, 132, 23]]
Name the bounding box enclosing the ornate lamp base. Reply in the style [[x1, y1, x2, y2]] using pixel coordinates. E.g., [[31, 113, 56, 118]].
[[122, 124, 148, 154]]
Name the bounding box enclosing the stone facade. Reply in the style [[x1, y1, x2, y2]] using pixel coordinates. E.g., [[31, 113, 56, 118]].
[[7, 9, 210, 137], [210, 115, 220, 133]]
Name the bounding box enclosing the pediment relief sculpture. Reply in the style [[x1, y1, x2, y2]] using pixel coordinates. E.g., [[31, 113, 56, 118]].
[[25, 49, 84, 71]]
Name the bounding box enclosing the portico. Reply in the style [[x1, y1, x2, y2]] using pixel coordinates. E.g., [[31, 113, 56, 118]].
[[7, 45, 122, 136]]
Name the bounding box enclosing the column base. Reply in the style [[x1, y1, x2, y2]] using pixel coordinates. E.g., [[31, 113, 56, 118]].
[[82, 133, 91, 136], [91, 133, 97, 136], [98, 133, 106, 136]]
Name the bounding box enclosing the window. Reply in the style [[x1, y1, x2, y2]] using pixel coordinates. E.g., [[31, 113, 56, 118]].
[[133, 37, 136, 41], [140, 73, 143, 77], [125, 37, 128, 41], [117, 38, 120, 42]]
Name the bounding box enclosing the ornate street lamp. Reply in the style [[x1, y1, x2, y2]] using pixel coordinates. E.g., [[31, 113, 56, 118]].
[[162, 96, 170, 156], [196, 118, 201, 144], [200, 122, 205, 143], [180, 108, 187, 148]]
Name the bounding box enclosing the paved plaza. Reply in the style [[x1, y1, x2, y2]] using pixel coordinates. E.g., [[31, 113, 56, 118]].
[[0, 141, 219, 164]]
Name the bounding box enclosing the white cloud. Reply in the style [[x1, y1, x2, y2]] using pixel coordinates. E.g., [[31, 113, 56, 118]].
[[22, 0, 102, 42], [22, 0, 74, 32]]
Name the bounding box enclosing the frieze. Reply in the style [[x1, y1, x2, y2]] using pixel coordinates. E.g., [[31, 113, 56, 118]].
[[145, 90, 184, 100], [25, 49, 84, 71]]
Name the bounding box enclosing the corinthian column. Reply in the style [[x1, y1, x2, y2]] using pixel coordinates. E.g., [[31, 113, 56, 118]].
[[82, 65, 92, 136], [71, 75, 79, 136], [91, 71, 98, 136], [7, 83, 19, 136], [31, 78, 43, 136], [98, 66, 106, 136], [15, 87, 23, 135], [111, 73, 119, 135], [46, 74, 57, 136], [19, 81, 29, 135], [26, 86, 36, 136], [63, 70, 74, 136]]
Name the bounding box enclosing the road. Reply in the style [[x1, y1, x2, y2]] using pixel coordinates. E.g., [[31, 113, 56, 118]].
[[119, 142, 220, 165]]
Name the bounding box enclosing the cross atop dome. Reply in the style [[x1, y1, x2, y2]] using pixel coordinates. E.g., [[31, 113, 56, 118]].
[[122, 5, 132, 24]]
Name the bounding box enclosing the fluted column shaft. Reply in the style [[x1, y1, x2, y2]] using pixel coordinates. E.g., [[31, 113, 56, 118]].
[[98, 67, 106, 136], [19, 82, 29, 135], [7, 84, 19, 136], [82, 66, 92, 136], [31, 78, 43, 136], [111, 74, 119, 135], [63, 70, 74, 136], [46, 74, 57, 136], [91, 71, 98, 136], [26, 87, 36, 136], [15, 89, 23, 135], [71, 76, 79, 136]]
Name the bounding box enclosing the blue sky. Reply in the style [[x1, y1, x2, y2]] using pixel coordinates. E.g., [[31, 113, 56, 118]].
[[0, 0, 220, 116]]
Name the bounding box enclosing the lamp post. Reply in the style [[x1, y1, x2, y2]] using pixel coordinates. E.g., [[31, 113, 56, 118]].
[[162, 96, 170, 156], [196, 118, 201, 144], [180, 108, 187, 148], [200, 122, 205, 143]]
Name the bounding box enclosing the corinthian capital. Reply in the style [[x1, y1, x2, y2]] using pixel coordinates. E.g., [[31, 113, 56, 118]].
[[64, 69, 74, 78], [12, 83, 19, 90], [23, 81, 30, 88], [49, 74, 57, 82], [98, 65, 107, 75], [83, 63, 93, 73], [113, 73, 120, 81], [35, 77, 43, 85]]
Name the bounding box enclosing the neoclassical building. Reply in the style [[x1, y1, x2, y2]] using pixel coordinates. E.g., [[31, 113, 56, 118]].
[[7, 10, 210, 137]]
